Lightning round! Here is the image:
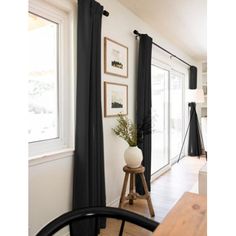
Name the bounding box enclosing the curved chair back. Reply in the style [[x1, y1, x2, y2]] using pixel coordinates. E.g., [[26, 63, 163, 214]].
[[36, 206, 159, 236]]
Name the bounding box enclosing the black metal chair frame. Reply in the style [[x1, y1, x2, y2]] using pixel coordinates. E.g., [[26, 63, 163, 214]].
[[36, 206, 159, 236]]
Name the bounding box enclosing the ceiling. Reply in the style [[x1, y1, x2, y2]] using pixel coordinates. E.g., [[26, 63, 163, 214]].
[[118, 0, 207, 61]]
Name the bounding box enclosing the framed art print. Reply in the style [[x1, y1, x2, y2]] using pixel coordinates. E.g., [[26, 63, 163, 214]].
[[104, 37, 128, 78], [104, 82, 128, 117]]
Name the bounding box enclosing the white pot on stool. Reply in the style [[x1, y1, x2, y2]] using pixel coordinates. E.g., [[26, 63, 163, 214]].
[[124, 146, 143, 168]]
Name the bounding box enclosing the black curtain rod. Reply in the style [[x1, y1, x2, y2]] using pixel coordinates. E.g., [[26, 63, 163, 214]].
[[103, 10, 109, 17], [133, 30, 191, 67]]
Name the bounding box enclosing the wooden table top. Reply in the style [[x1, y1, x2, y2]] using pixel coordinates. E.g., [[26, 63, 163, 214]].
[[152, 192, 207, 236]]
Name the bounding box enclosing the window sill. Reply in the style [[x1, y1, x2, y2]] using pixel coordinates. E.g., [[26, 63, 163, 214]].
[[29, 148, 74, 167]]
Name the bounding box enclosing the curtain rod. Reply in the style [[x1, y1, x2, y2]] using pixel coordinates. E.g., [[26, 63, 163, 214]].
[[133, 30, 191, 67]]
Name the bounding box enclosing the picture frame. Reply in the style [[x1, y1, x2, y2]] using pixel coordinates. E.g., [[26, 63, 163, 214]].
[[104, 37, 128, 78], [104, 82, 128, 117]]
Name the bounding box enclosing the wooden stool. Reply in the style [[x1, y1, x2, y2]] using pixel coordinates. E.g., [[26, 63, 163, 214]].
[[119, 165, 155, 217]]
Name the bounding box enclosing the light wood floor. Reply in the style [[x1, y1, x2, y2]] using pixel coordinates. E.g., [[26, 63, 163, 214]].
[[100, 156, 206, 236]]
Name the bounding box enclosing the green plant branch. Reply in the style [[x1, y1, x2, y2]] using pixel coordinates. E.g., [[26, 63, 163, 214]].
[[112, 114, 137, 146]]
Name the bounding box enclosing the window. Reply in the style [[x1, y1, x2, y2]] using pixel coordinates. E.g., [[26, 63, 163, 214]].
[[28, 0, 74, 158], [29, 13, 59, 143]]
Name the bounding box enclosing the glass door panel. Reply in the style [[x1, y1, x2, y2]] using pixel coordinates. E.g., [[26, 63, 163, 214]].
[[151, 65, 169, 174], [170, 70, 184, 161]]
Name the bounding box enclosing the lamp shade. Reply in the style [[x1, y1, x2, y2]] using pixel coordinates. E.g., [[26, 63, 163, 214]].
[[186, 89, 205, 103]]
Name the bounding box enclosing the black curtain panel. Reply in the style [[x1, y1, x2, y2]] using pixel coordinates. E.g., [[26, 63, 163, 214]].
[[70, 0, 106, 235], [136, 34, 153, 195], [188, 66, 202, 156], [189, 66, 197, 89]]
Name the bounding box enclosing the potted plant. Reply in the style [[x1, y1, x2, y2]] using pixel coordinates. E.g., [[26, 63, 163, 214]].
[[113, 114, 143, 168]]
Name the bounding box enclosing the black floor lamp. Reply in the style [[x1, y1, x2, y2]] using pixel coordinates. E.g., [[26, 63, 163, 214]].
[[177, 89, 205, 163]]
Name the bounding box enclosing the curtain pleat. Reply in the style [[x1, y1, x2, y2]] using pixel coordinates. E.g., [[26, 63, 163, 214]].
[[188, 66, 202, 156], [136, 34, 153, 195], [70, 0, 106, 235]]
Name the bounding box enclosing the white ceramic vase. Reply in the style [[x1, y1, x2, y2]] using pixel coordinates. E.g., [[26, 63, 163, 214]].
[[124, 146, 143, 168]]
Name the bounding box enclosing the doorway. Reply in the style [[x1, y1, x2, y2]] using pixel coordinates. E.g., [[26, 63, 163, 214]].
[[151, 62, 186, 177], [151, 65, 169, 175]]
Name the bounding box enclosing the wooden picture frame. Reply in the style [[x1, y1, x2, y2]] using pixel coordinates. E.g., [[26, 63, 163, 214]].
[[104, 82, 128, 117], [104, 37, 128, 78]]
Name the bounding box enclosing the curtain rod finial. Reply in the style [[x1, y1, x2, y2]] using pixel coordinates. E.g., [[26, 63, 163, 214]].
[[103, 10, 109, 17]]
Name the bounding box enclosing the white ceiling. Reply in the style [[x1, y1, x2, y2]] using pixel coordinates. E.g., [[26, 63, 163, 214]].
[[118, 0, 207, 61]]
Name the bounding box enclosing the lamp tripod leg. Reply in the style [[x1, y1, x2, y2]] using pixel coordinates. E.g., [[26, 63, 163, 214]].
[[177, 105, 195, 163]]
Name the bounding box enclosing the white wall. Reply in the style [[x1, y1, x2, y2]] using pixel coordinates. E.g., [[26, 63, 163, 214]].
[[29, 0, 200, 235], [29, 152, 73, 236], [99, 0, 199, 205]]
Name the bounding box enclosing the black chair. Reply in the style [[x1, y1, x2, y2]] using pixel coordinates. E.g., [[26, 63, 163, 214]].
[[36, 206, 159, 236]]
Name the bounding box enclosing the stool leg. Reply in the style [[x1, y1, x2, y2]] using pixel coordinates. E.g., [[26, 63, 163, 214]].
[[119, 173, 129, 208], [129, 174, 134, 205], [140, 173, 155, 217]]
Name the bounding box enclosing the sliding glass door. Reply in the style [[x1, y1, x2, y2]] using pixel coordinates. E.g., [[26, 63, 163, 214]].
[[151, 61, 186, 176], [170, 70, 185, 162], [151, 65, 169, 174]]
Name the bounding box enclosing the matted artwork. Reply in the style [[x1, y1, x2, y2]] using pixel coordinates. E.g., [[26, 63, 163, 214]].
[[104, 82, 128, 117], [104, 37, 128, 78]]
